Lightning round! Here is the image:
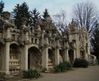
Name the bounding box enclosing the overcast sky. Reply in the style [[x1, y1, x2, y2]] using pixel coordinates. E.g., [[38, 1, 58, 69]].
[[3, 0, 99, 21]]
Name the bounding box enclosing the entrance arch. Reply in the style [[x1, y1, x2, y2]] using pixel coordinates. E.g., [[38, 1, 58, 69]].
[[10, 43, 21, 74], [48, 49, 55, 68], [68, 49, 74, 64], [28, 47, 41, 70]]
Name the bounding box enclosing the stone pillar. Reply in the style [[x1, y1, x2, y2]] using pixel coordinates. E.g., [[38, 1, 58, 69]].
[[4, 42, 10, 74], [75, 42, 80, 58], [76, 48, 80, 58], [21, 45, 28, 70], [74, 49, 77, 60], [75, 34, 80, 58], [64, 49, 69, 62], [55, 48, 60, 65], [42, 47, 48, 70], [87, 41, 91, 60]]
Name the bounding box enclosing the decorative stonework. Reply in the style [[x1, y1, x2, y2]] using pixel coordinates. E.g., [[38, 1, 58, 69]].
[[0, 12, 91, 75]]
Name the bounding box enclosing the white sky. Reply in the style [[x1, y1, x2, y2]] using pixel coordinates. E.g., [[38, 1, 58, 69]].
[[3, 0, 99, 21]]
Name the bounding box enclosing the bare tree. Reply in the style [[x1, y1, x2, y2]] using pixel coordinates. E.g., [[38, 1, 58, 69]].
[[53, 10, 68, 35], [73, 2, 98, 34]]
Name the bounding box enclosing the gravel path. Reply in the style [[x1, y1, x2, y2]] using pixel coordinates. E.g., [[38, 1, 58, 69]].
[[33, 66, 99, 81], [7, 66, 99, 81]]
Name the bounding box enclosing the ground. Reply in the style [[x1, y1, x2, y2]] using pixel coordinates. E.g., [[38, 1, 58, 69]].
[[7, 65, 99, 81]]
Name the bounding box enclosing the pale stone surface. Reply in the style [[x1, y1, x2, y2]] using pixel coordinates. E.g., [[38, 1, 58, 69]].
[[6, 66, 99, 81], [34, 66, 99, 81], [55, 48, 60, 65], [42, 47, 49, 70], [0, 12, 92, 74], [4, 42, 10, 74]]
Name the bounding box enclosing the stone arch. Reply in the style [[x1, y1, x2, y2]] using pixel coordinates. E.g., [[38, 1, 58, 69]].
[[68, 49, 74, 64], [10, 42, 19, 46], [28, 46, 42, 70], [10, 43, 21, 74], [28, 44, 39, 50], [48, 48, 55, 68]]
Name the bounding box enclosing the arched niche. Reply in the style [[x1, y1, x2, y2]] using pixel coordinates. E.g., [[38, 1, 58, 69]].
[[68, 49, 74, 64], [28, 46, 42, 70], [48, 48, 55, 68], [10, 43, 21, 74]]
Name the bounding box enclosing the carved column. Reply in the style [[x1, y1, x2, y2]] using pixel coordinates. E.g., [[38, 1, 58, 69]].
[[55, 39, 60, 65], [55, 47, 60, 65], [75, 34, 80, 58], [87, 38, 91, 60], [42, 37, 49, 70], [42, 47, 48, 70], [4, 42, 10, 74], [21, 45, 28, 70], [64, 42, 69, 62], [64, 49, 69, 62]]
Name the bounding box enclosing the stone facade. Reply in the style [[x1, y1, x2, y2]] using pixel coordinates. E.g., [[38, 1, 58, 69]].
[[0, 12, 90, 75]]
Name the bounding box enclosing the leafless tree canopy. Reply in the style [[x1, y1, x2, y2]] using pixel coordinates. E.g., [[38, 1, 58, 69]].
[[53, 10, 68, 35], [73, 2, 98, 33]]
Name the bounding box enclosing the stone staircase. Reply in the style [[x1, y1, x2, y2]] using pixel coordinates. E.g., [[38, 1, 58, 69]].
[[48, 59, 54, 71]]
